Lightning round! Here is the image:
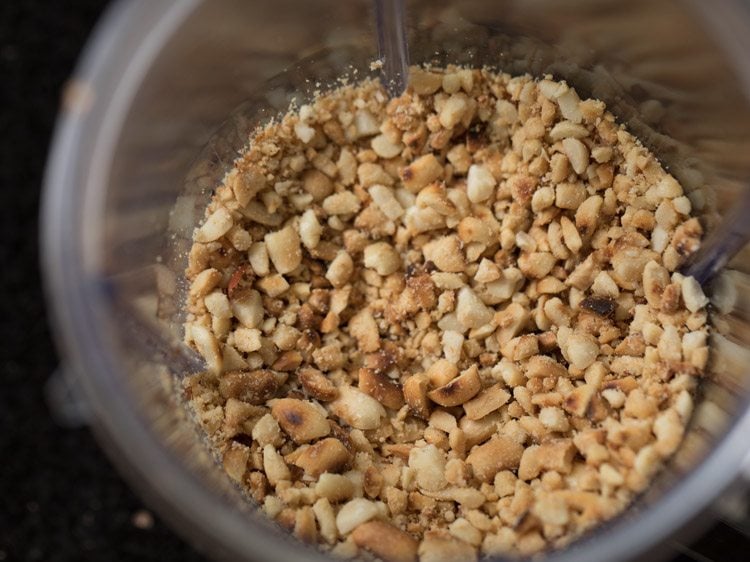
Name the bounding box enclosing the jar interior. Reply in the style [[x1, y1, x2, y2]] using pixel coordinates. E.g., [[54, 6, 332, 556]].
[[56, 0, 750, 560]]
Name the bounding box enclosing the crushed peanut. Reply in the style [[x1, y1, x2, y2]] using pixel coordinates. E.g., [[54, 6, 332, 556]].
[[183, 66, 710, 560]]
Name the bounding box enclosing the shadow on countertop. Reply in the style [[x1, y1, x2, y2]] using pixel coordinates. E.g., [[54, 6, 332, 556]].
[[0, 1, 205, 560]]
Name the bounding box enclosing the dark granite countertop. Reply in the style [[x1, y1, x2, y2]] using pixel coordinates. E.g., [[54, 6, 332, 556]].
[[0, 1, 746, 561], [0, 1, 204, 560]]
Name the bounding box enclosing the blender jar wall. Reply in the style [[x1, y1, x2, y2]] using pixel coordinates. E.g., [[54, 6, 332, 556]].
[[42, 0, 750, 561]]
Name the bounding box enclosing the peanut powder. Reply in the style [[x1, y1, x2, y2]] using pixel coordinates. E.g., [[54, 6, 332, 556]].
[[183, 65, 709, 561]]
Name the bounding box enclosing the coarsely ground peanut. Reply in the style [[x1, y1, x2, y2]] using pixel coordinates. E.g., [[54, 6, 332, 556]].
[[183, 65, 709, 561]]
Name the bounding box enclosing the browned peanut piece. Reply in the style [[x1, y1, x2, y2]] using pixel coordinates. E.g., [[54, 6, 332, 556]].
[[463, 384, 511, 420], [223, 444, 250, 482], [500, 334, 539, 361], [459, 412, 502, 450], [428, 366, 482, 407], [348, 309, 381, 353], [518, 440, 576, 480], [643, 260, 669, 308], [404, 374, 432, 419], [229, 166, 266, 207], [417, 183, 456, 216], [303, 169, 334, 201], [466, 436, 524, 482], [425, 359, 459, 387], [418, 531, 478, 562], [359, 368, 405, 410], [271, 398, 330, 443], [314, 473, 355, 504], [219, 370, 283, 405], [329, 386, 386, 430], [292, 438, 351, 477], [299, 368, 339, 402], [294, 506, 317, 543], [563, 384, 596, 417], [191, 325, 222, 374], [423, 235, 465, 273], [518, 252, 557, 279], [400, 154, 443, 193], [409, 67, 442, 95], [351, 520, 418, 562], [223, 399, 264, 438], [190, 268, 222, 298]]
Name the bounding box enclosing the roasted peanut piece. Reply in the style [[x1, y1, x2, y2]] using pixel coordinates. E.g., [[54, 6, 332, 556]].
[[299, 368, 339, 401], [423, 235, 465, 273], [518, 440, 576, 480], [364, 241, 401, 275], [428, 366, 482, 407], [463, 384, 511, 420], [219, 370, 282, 404], [349, 309, 381, 353], [195, 207, 233, 243], [419, 531, 478, 562], [351, 520, 418, 562], [466, 436, 524, 482], [456, 287, 493, 330], [426, 359, 459, 387], [264, 225, 302, 274], [335, 498, 380, 535], [401, 154, 443, 192], [409, 444, 448, 491], [330, 386, 387, 430], [271, 398, 330, 443], [359, 368, 405, 410], [292, 438, 352, 477], [466, 164, 497, 203], [404, 374, 432, 419]]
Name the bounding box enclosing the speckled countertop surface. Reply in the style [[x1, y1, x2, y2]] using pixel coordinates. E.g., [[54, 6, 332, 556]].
[[0, 1, 204, 560], [0, 1, 746, 561]]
